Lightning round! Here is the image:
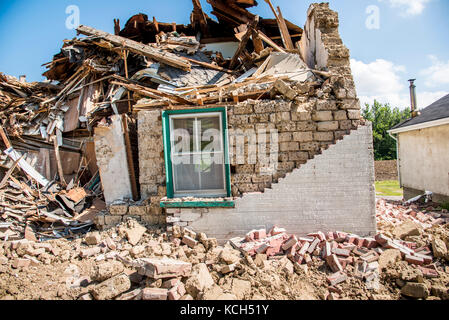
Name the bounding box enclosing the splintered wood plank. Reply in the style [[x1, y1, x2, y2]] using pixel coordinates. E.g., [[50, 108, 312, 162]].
[[276, 6, 294, 50], [76, 25, 191, 71], [230, 16, 260, 69], [263, 0, 293, 50], [253, 29, 286, 53]]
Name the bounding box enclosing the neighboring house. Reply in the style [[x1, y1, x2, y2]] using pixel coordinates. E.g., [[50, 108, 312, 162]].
[[389, 94, 449, 203]]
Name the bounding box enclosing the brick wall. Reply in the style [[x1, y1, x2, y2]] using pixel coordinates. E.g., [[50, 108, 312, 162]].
[[167, 124, 377, 243]]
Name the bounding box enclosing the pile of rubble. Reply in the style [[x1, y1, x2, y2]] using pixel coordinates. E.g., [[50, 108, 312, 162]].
[[0, 0, 327, 240], [0, 199, 447, 300]]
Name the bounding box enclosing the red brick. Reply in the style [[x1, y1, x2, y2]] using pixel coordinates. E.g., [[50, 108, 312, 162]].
[[326, 271, 347, 286], [307, 232, 326, 242], [282, 235, 298, 251], [360, 252, 379, 263], [331, 241, 338, 250], [256, 243, 270, 254], [254, 229, 267, 240], [142, 288, 168, 300], [299, 237, 314, 243], [333, 248, 351, 257], [298, 242, 310, 256], [307, 238, 320, 254], [363, 238, 378, 249], [355, 238, 366, 248], [353, 247, 369, 256], [326, 254, 343, 272], [268, 226, 286, 236], [245, 230, 256, 242], [345, 235, 358, 244], [412, 252, 432, 264], [417, 266, 439, 278], [335, 231, 348, 242], [375, 233, 391, 245], [322, 242, 332, 258], [341, 244, 356, 251], [293, 254, 304, 264], [285, 244, 298, 258], [182, 236, 198, 248], [405, 254, 424, 266], [414, 246, 431, 255], [162, 278, 180, 289], [326, 232, 335, 241]]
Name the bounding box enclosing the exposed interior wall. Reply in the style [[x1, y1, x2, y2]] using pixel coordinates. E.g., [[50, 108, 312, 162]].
[[167, 124, 377, 243], [94, 115, 133, 205], [398, 124, 449, 198]]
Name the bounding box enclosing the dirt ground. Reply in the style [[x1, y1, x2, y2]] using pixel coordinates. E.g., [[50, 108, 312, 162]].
[[0, 200, 448, 301]]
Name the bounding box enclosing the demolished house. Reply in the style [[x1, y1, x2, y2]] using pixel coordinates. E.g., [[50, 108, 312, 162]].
[[0, 0, 376, 244]]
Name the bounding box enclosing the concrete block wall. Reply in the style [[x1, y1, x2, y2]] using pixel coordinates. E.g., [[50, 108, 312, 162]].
[[168, 124, 377, 243]]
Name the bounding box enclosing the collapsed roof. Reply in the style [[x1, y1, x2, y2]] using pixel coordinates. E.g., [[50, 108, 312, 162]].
[[0, 0, 330, 241]]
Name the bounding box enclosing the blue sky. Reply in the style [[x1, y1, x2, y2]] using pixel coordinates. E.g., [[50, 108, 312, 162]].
[[0, 0, 448, 109]]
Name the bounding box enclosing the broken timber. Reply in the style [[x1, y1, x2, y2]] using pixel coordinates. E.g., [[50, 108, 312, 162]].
[[76, 25, 192, 71]]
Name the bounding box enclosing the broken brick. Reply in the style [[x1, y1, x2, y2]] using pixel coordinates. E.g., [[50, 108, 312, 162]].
[[326, 254, 343, 272], [327, 271, 347, 286], [182, 235, 198, 248], [142, 288, 168, 300], [282, 235, 298, 251]]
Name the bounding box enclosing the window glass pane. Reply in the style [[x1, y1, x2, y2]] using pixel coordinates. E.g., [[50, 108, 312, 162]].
[[173, 155, 200, 191], [172, 118, 195, 153], [199, 154, 225, 190], [198, 116, 222, 152]]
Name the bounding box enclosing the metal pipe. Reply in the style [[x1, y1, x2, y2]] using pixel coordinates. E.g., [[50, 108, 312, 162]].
[[408, 79, 417, 117]]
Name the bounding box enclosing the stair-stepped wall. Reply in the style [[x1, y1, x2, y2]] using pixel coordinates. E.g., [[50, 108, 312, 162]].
[[170, 124, 377, 243]]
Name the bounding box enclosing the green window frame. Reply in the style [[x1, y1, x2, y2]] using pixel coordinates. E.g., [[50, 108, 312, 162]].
[[162, 107, 232, 199]]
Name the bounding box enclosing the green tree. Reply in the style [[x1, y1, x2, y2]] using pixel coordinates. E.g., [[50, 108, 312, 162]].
[[362, 100, 411, 160]]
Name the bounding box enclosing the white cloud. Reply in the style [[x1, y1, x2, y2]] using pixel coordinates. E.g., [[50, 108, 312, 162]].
[[350, 58, 409, 107], [416, 91, 448, 109], [420, 55, 449, 87], [379, 0, 431, 16], [350, 58, 449, 110]]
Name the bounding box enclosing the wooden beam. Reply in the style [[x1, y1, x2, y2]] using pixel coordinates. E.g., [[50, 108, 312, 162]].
[[153, 17, 160, 33], [113, 19, 120, 35], [277, 6, 294, 50], [183, 57, 235, 74], [208, 0, 253, 24], [53, 135, 67, 187], [253, 29, 286, 53], [77, 25, 191, 71], [263, 0, 294, 50], [230, 16, 260, 69], [111, 78, 194, 105], [252, 29, 264, 54], [0, 126, 12, 149]]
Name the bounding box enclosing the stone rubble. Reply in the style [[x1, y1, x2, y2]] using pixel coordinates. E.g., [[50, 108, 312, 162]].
[[0, 199, 448, 300]]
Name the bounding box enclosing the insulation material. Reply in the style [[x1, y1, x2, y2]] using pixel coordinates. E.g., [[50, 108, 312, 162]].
[[94, 115, 133, 205]]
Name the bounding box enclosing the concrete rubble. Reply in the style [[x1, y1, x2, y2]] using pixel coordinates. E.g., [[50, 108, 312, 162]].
[[0, 199, 447, 301]]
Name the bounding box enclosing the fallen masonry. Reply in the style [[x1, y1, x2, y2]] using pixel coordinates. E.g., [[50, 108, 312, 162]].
[[0, 199, 448, 301]]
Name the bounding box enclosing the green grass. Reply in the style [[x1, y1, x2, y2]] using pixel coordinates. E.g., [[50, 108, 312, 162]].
[[375, 180, 403, 197], [440, 202, 449, 211]]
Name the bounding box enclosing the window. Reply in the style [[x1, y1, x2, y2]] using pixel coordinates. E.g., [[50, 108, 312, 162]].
[[162, 108, 231, 198]]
